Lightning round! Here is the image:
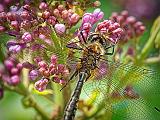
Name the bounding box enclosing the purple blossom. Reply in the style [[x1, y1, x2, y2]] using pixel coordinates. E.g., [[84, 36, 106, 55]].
[[92, 8, 104, 21], [7, 40, 26, 53], [82, 8, 104, 25], [82, 13, 95, 25], [9, 44, 21, 53], [29, 70, 39, 81]]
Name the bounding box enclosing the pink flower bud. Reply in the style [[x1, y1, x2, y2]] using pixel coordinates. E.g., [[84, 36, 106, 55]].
[[38, 61, 48, 68], [11, 20, 19, 29], [47, 16, 56, 25], [92, 8, 104, 21], [0, 26, 5, 32], [35, 78, 49, 92], [21, 20, 31, 29], [58, 5, 64, 11], [62, 10, 68, 19], [4, 59, 14, 70], [39, 2, 48, 10], [69, 13, 80, 24], [42, 11, 50, 19], [51, 55, 57, 64], [95, 20, 123, 43], [126, 16, 136, 24], [7, 12, 16, 21], [82, 13, 95, 25], [82, 23, 92, 32], [54, 23, 66, 35], [0, 4, 4, 12], [8, 44, 21, 53], [43, 70, 50, 77], [22, 32, 32, 43], [121, 10, 129, 18], [10, 75, 20, 86], [39, 34, 46, 40], [57, 64, 65, 73], [34, 57, 42, 63], [11, 67, 19, 75], [16, 63, 23, 70], [29, 70, 39, 80], [39, 67, 46, 75], [53, 76, 60, 83], [53, 9, 60, 17], [20, 11, 30, 19]]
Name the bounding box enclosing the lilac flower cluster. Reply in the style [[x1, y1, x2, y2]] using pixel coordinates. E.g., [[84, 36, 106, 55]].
[[78, 8, 104, 42], [77, 8, 123, 44], [31, 55, 69, 92], [0, 2, 81, 54], [95, 20, 123, 44], [0, 0, 20, 13], [0, 56, 22, 86], [110, 10, 146, 41], [52, 4, 80, 26]]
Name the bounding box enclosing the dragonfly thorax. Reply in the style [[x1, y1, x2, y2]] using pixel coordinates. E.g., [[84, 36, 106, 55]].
[[80, 43, 102, 72]]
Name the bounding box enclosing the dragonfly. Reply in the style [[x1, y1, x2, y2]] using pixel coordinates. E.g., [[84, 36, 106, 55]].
[[62, 31, 160, 120]]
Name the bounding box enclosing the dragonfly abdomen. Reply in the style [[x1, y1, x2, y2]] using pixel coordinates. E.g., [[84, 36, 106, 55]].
[[64, 72, 87, 120]]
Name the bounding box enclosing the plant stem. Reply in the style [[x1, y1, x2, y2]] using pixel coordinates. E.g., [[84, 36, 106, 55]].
[[145, 56, 160, 64], [28, 95, 51, 119], [3, 83, 25, 95], [4, 83, 50, 119], [52, 82, 64, 112]]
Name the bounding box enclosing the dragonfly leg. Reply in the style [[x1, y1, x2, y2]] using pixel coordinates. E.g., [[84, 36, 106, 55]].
[[60, 70, 78, 91], [66, 42, 83, 50], [80, 30, 87, 44], [155, 107, 160, 112]]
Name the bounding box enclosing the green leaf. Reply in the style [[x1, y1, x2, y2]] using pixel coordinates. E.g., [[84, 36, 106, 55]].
[[154, 29, 160, 48], [138, 16, 160, 61]]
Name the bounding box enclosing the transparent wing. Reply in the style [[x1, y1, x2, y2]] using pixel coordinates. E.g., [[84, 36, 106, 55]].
[[82, 60, 160, 120]]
